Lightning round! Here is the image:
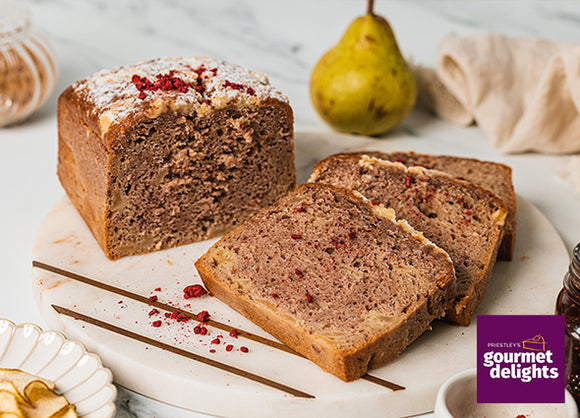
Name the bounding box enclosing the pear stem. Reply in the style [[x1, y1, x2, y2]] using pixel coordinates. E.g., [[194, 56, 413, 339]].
[[367, 0, 375, 15]]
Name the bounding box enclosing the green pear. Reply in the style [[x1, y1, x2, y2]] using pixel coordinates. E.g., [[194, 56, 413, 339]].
[[310, 3, 416, 136]]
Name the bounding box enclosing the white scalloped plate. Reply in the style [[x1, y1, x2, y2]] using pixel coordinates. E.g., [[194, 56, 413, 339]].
[[0, 319, 116, 418]]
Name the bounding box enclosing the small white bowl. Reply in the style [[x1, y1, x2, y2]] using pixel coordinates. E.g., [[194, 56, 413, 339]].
[[434, 368, 578, 418], [0, 319, 116, 418]]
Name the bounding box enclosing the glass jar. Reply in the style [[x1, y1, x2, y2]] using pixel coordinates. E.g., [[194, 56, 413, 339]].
[[0, 0, 57, 127], [556, 242, 580, 409]]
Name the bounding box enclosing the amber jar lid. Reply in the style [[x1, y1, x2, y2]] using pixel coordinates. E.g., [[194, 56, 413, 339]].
[[0, 0, 57, 127], [571, 243, 580, 280], [563, 243, 580, 302]]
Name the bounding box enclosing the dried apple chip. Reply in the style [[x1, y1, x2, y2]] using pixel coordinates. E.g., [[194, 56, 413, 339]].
[[0, 370, 54, 394], [19, 381, 70, 417], [0, 369, 76, 418], [0, 381, 27, 405], [0, 388, 25, 417]]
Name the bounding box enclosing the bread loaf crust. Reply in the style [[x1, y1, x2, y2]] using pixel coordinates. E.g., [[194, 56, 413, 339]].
[[196, 183, 455, 381], [58, 86, 111, 253], [57, 57, 296, 259]]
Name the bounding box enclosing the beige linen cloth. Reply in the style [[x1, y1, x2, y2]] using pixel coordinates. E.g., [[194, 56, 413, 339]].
[[414, 32, 580, 155]]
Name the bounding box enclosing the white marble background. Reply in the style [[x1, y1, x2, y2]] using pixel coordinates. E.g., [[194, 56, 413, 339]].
[[2, 1, 580, 416]]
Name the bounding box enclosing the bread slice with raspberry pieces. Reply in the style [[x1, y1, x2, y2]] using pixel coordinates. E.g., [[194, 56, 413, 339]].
[[309, 155, 507, 326], [343, 150, 516, 261], [195, 182, 455, 382]]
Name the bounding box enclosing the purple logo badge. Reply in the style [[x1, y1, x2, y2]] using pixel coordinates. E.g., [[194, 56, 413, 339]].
[[477, 315, 565, 403]]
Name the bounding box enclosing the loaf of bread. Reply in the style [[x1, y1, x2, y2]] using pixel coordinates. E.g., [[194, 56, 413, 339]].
[[344, 151, 516, 261], [195, 182, 456, 381], [310, 155, 507, 326], [57, 57, 296, 259]]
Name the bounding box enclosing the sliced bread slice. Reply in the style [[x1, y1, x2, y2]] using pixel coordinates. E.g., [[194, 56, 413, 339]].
[[344, 151, 516, 261], [195, 182, 455, 381], [310, 155, 507, 326]]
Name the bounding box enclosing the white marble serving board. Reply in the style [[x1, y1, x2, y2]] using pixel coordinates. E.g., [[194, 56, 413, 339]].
[[32, 186, 569, 418]]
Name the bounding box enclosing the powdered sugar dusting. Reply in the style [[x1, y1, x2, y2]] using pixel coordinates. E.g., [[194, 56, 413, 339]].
[[72, 56, 288, 128]]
